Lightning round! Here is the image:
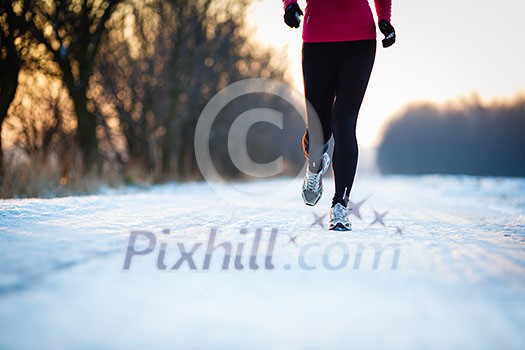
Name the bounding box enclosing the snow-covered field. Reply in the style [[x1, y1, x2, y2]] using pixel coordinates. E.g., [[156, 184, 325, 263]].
[[1, 174, 524, 349]]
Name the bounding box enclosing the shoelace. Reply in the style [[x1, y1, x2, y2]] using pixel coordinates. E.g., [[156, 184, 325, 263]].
[[305, 169, 322, 191], [332, 204, 348, 221], [305, 153, 329, 191]]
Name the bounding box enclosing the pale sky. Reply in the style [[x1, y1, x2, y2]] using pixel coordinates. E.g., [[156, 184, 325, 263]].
[[248, 0, 525, 147]]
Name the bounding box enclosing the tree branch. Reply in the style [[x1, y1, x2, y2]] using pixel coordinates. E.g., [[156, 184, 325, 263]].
[[87, 0, 122, 66]]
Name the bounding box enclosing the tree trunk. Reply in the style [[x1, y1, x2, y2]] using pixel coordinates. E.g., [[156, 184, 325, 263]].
[[70, 90, 98, 172], [0, 122, 4, 179], [161, 120, 173, 178], [0, 51, 21, 178]]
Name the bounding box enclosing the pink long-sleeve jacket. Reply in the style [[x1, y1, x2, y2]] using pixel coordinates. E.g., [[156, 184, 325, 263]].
[[283, 0, 392, 42]]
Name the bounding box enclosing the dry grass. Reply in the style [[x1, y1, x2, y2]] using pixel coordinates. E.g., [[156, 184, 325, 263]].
[[0, 148, 123, 199]]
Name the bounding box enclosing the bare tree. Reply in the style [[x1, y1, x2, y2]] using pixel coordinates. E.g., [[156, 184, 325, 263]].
[[19, 0, 123, 171], [94, 0, 289, 181]]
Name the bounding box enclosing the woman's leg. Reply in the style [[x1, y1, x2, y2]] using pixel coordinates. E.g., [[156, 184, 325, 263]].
[[302, 42, 339, 169], [331, 40, 376, 207]]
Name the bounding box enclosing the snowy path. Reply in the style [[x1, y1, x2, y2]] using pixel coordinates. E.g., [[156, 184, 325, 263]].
[[1, 175, 524, 349]]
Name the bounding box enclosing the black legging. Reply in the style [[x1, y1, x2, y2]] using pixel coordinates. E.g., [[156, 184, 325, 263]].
[[302, 40, 376, 207]]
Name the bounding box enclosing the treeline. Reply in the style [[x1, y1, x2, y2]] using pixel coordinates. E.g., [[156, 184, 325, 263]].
[[377, 95, 525, 177], [0, 0, 303, 197]]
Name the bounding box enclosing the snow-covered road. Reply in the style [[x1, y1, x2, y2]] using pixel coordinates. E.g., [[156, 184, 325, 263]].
[[1, 175, 524, 349]]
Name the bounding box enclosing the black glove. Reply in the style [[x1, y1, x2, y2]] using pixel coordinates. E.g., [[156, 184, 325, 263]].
[[379, 20, 396, 48], [284, 3, 303, 28]]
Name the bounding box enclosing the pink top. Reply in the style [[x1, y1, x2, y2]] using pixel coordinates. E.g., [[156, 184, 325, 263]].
[[283, 0, 392, 42]]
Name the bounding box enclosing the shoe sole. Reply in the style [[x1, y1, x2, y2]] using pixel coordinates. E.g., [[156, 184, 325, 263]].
[[329, 223, 352, 231]]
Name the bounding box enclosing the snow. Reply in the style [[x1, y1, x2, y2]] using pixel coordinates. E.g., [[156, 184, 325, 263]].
[[1, 174, 524, 349]]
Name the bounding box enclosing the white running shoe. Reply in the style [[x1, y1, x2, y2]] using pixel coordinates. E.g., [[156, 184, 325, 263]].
[[301, 152, 331, 206], [329, 203, 352, 231]]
